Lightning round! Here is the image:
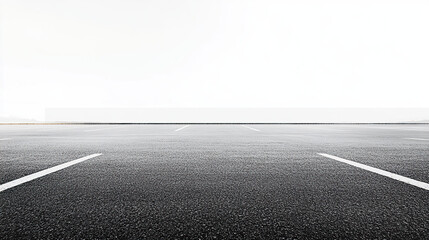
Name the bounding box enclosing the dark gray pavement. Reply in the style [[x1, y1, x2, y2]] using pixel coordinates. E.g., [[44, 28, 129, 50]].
[[1, 124, 428, 239]]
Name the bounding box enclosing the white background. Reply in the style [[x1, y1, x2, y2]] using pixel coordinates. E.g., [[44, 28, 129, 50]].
[[1, 0, 429, 121]]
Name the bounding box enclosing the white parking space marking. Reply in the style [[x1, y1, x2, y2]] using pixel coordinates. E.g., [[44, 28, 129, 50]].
[[318, 153, 429, 191], [174, 125, 189, 132], [0, 153, 102, 193], [241, 125, 261, 132], [404, 138, 429, 141], [0, 138, 11, 141], [84, 126, 123, 132]]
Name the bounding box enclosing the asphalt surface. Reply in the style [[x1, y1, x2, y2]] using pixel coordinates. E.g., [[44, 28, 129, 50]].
[[1, 124, 428, 239]]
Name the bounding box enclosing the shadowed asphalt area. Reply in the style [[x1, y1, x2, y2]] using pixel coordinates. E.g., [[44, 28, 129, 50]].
[[1, 124, 428, 239]]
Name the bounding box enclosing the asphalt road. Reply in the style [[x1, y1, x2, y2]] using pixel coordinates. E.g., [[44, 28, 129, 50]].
[[1, 124, 428, 239]]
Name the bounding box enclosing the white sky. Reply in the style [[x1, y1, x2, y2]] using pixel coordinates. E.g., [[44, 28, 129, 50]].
[[1, 0, 429, 120]]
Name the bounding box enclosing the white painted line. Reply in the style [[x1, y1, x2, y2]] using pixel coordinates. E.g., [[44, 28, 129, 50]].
[[84, 126, 122, 132], [404, 138, 429, 141], [174, 125, 189, 132], [0, 138, 11, 141], [0, 153, 102, 193], [241, 125, 260, 132], [318, 153, 429, 191]]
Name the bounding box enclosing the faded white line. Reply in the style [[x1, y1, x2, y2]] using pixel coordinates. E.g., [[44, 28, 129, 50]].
[[318, 153, 429, 191], [363, 126, 429, 132], [404, 138, 429, 141], [84, 126, 123, 132], [0, 153, 102, 193], [0, 138, 11, 141], [174, 125, 189, 132], [241, 125, 260, 132]]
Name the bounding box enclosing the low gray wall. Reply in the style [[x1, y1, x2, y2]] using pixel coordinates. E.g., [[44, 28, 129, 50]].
[[45, 108, 429, 123]]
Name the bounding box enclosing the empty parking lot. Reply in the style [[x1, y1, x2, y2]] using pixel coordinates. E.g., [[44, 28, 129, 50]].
[[1, 124, 428, 239]]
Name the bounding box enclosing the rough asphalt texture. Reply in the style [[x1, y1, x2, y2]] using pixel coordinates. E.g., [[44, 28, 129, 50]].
[[1, 124, 428, 239]]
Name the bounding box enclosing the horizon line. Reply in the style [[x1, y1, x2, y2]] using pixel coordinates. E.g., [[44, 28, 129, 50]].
[[1, 122, 429, 125]]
